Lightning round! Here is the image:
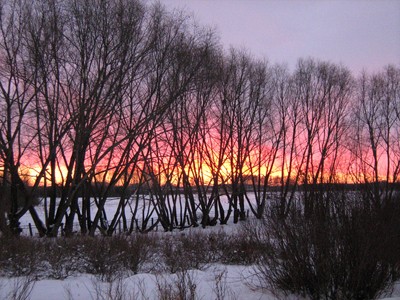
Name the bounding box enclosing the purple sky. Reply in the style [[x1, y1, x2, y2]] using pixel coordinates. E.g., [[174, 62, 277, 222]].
[[155, 0, 400, 74]]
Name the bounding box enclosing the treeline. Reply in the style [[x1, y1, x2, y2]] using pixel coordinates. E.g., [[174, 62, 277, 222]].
[[0, 0, 399, 236]]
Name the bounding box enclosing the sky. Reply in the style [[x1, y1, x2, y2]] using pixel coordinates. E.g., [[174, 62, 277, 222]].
[[155, 0, 400, 74]]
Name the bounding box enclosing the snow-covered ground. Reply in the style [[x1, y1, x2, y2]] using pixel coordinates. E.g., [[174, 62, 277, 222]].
[[0, 265, 274, 300], [7, 195, 400, 299], [18, 194, 262, 236], [1, 266, 399, 300]]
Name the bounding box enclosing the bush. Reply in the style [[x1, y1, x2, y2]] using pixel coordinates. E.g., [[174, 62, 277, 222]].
[[82, 235, 132, 281], [124, 234, 156, 274], [42, 237, 85, 279], [160, 229, 261, 272], [0, 233, 159, 281], [155, 270, 198, 300], [162, 232, 211, 273], [245, 190, 400, 300], [81, 234, 157, 281], [218, 232, 261, 265], [0, 236, 43, 277]]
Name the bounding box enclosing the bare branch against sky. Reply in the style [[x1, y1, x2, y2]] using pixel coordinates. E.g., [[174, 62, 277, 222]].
[[154, 0, 400, 74]]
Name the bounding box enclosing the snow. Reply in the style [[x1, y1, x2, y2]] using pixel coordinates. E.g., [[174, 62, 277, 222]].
[[1, 263, 399, 299], [0, 265, 277, 300], [6, 195, 400, 299], [17, 194, 264, 236]]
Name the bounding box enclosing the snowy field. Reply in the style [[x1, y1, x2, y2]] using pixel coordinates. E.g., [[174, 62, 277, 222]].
[[6, 195, 400, 299], [0, 265, 274, 300], [18, 194, 261, 236], [1, 259, 400, 300]]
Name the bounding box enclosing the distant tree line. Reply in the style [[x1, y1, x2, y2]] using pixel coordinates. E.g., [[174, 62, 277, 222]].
[[0, 0, 399, 236]]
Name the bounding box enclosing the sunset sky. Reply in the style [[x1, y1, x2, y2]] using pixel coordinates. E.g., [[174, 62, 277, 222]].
[[156, 0, 400, 74]]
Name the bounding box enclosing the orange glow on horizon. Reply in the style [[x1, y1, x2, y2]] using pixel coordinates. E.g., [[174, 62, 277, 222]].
[[9, 143, 399, 188], [21, 164, 69, 186]]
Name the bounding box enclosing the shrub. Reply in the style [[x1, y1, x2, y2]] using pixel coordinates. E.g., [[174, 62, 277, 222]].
[[81, 234, 157, 281], [245, 190, 400, 300], [161, 232, 212, 273], [0, 275, 37, 300], [218, 232, 261, 265], [0, 236, 43, 277], [124, 234, 156, 274], [155, 270, 198, 300], [42, 237, 85, 279], [81, 235, 129, 282]]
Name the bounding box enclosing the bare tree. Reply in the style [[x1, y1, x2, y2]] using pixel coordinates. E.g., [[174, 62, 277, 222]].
[[144, 10, 220, 231], [350, 65, 400, 207], [0, 0, 42, 235]]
